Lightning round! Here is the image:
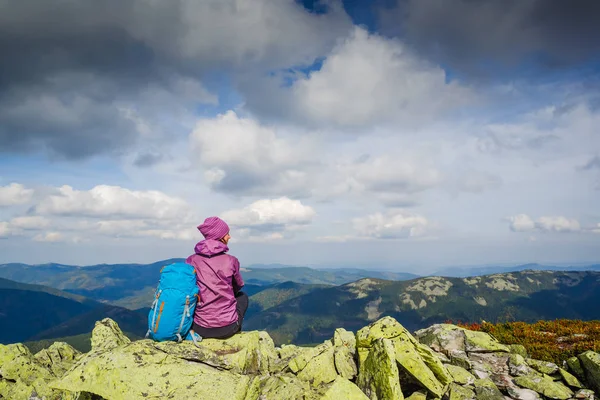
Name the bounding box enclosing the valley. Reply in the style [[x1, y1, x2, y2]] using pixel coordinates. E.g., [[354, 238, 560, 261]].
[[2, 260, 600, 353]]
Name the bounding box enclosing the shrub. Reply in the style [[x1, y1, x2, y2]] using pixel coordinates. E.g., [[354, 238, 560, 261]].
[[451, 319, 600, 364]]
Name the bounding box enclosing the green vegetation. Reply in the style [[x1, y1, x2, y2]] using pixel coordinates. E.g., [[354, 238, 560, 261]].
[[246, 271, 600, 345], [455, 319, 600, 364]]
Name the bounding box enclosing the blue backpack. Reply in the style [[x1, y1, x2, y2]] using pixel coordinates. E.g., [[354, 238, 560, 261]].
[[146, 262, 202, 343]]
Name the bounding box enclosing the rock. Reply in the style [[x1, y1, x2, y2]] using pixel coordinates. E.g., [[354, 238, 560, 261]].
[[357, 317, 449, 397], [394, 338, 447, 397], [506, 385, 541, 400], [320, 377, 369, 400], [356, 338, 404, 400], [447, 382, 476, 400], [469, 352, 509, 377], [50, 340, 255, 399], [473, 378, 504, 400], [289, 341, 332, 373], [405, 390, 427, 400], [415, 324, 509, 355], [251, 375, 313, 400], [463, 330, 510, 354], [508, 354, 533, 376], [178, 330, 278, 375], [567, 356, 586, 380], [526, 358, 558, 375], [578, 351, 600, 394], [333, 328, 358, 380], [416, 324, 467, 355], [445, 364, 475, 385], [334, 345, 357, 380], [448, 350, 472, 370], [508, 344, 528, 358], [513, 373, 573, 400], [575, 389, 596, 400], [334, 327, 356, 349], [90, 317, 130, 352], [34, 342, 81, 377], [297, 346, 339, 387], [557, 367, 583, 389], [0, 343, 64, 399]]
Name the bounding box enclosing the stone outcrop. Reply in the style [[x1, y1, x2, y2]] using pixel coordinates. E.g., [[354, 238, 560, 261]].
[[1, 317, 599, 400]]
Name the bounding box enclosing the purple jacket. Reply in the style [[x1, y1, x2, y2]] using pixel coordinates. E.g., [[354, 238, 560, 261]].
[[186, 239, 244, 328]]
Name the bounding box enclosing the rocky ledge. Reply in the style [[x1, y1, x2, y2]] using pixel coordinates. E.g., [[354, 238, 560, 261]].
[[1, 317, 599, 399]]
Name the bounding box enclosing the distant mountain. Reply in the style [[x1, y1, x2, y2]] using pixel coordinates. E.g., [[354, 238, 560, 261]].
[[28, 305, 148, 341], [246, 270, 600, 345], [246, 281, 330, 319], [433, 263, 600, 277], [0, 260, 417, 309], [0, 279, 97, 343], [0, 277, 148, 344]]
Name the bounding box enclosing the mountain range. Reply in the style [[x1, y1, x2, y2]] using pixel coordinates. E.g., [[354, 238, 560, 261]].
[[245, 270, 600, 345], [2, 259, 600, 352]]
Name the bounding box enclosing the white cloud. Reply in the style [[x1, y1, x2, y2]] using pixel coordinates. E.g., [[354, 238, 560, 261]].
[[352, 210, 428, 239], [507, 214, 536, 232], [344, 155, 441, 198], [222, 197, 316, 240], [35, 185, 191, 220], [33, 232, 64, 242], [0, 222, 11, 238], [243, 27, 471, 128], [536, 216, 581, 233], [0, 183, 34, 206], [8, 216, 51, 230], [507, 214, 582, 233], [190, 111, 317, 196], [128, 0, 352, 72]]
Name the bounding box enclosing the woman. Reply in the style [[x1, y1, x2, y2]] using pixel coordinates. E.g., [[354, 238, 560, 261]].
[[186, 216, 248, 339]]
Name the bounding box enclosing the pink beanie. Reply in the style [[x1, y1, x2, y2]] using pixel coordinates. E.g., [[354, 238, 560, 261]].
[[197, 216, 230, 240]]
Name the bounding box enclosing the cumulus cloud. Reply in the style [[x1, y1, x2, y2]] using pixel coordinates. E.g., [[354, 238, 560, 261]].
[[33, 232, 65, 243], [0, 0, 351, 159], [507, 214, 581, 233], [0, 184, 200, 243], [243, 27, 470, 128], [0, 222, 10, 238], [8, 216, 51, 230], [222, 197, 316, 240], [190, 111, 317, 196], [380, 0, 600, 77], [0, 183, 34, 206], [507, 214, 536, 232], [352, 210, 428, 239], [34, 185, 191, 220]]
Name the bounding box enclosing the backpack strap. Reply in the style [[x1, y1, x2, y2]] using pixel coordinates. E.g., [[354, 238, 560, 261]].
[[146, 289, 162, 338], [175, 295, 191, 343]]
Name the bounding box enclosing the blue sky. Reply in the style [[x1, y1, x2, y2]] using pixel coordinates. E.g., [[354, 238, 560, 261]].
[[1, 0, 599, 272]]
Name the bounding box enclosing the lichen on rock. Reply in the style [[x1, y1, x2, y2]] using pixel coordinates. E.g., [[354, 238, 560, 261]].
[[3, 315, 599, 400]]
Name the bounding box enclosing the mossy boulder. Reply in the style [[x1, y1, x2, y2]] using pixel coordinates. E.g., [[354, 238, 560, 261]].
[[513, 373, 573, 400], [34, 342, 81, 377], [578, 351, 600, 394], [447, 382, 476, 400], [356, 338, 403, 400], [526, 358, 558, 375], [357, 317, 450, 397], [445, 364, 475, 385]]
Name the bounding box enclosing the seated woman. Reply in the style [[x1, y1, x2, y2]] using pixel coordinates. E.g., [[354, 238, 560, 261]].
[[186, 216, 248, 339]]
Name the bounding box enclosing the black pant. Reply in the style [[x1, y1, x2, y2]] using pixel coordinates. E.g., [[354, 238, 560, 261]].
[[192, 291, 249, 339]]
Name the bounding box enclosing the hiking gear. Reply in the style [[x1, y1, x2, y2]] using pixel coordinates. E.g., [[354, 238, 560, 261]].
[[146, 262, 200, 342], [192, 291, 248, 339], [186, 241, 244, 328], [197, 216, 229, 240]]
